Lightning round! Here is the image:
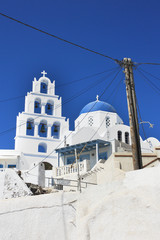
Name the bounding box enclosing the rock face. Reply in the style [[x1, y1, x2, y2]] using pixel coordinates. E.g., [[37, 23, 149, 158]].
[[0, 166, 160, 240], [77, 165, 160, 240], [0, 191, 77, 240], [0, 169, 32, 199]]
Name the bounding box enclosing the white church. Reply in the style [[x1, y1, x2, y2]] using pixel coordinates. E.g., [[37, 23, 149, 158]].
[[0, 71, 160, 187]]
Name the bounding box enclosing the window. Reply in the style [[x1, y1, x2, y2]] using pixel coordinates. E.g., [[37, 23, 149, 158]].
[[38, 143, 47, 153], [0, 164, 3, 168], [117, 131, 122, 142], [99, 152, 107, 160], [39, 121, 47, 137], [52, 123, 60, 139], [40, 82, 48, 94], [34, 100, 41, 114], [88, 116, 93, 126], [125, 132, 129, 144], [106, 116, 110, 127], [8, 165, 16, 168], [45, 102, 53, 115], [26, 120, 34, 136]]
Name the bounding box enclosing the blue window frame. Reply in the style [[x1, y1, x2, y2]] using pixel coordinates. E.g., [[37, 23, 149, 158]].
[[99, 152, 107, 160], [0, 164, 3, 168]]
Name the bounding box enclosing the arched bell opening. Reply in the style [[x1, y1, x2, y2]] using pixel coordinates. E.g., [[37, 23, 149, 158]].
[[40, 82, 48, 94], [26, 119, 34, 136], [52, 122, 60, 139], [38, 143, 47, 153], [34, 99, 41, 114], [45, 101, 53, 115], [43, 162, 53, 170], [38, 120, 47, 138]]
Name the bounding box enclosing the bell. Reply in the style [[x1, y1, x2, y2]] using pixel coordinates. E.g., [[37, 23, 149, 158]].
[[43, 84, 46, 89], [40, 124, 46, 133], [27, 122, 32, 130], [54, 126, 58, 133], [35, 102, 39, 108], [48, 104, 51, 110]]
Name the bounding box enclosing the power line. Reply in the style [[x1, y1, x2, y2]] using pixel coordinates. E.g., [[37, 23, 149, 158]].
[[136, 96, 148, 141], [135, 62, 160, 66], [138, 67, 160, 82], [0, 67, 117, 103], [27, 69, 121, 173], [136, 68, 160, 95], [0, 12, 119, 63], [106, 74, 124, 102], [56, 68, 117, 87], [0, 68, 120, 137]]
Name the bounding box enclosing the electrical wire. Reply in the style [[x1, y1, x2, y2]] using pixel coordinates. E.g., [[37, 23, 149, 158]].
[[136, 68, 160, 95], [26, 69, 121, 173], [136, 96, 148, 141], [0, 67, 118, 103], [135, 62, 160, 66], [138, 67, 160, 82], [106, 74, 124, 102], [56, 68, 118, 88], [0, 68, 120, 137], [0, 12, 119, 63]]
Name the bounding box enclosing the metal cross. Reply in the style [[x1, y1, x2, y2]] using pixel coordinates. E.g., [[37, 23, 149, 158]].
[[96, 95, 99, 101], [41, 70, 47, 77]]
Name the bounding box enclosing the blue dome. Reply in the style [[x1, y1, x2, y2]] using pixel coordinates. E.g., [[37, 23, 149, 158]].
[[80, 100, 116, 115]]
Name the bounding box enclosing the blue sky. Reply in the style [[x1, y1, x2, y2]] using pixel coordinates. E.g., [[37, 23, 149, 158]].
[[0, 0, 160, 149]]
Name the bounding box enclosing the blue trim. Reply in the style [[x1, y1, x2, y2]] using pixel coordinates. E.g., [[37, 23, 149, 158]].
[[56, 139, 109, 154]]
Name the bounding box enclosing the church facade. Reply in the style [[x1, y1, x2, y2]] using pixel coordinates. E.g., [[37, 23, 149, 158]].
[[0, 71, 159, 178]]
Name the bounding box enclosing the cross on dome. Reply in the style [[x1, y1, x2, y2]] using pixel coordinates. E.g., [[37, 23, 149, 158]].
[[96, 95, 99, 101], [41, 70, 47, 77]]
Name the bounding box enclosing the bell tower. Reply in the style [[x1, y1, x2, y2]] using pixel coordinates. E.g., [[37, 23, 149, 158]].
[[15, 71, 70, 170]]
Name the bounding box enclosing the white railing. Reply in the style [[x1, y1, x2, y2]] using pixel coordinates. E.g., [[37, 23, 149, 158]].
[[54, 159, 90, 177]]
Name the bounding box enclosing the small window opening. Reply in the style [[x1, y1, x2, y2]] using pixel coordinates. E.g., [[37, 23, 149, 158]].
[[38, 143, 47, 153], [117, 131, 122, 142], [106, 116, 110, 127], [88, 117, 93, 126], [125, 132, 129, 144]]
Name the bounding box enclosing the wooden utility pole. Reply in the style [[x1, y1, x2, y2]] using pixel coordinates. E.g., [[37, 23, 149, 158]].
[[74, 148, 81, 192], [123, 58, 142, 169]]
